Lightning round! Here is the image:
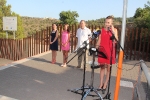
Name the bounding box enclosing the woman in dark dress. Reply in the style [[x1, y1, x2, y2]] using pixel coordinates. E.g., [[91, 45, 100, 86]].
[[50, 24, 59, 64]]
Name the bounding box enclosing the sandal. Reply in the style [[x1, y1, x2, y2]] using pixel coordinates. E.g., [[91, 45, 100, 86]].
[[52, 59, 56, 64], [102, 84, 107, 94], [63, 64, 67, 67], [61, 64, 64, 67], [51, 59, 54, 63], [97, 83, 104, 91]]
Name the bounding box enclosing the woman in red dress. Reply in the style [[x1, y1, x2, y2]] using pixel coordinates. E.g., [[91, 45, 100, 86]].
[[96, 15, 118, 92]]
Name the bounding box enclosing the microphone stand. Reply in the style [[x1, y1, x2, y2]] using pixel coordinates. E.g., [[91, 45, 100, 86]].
[[67, 35, 103, 100], [67, 40, 90, 100], [103, 30, 127, 100]]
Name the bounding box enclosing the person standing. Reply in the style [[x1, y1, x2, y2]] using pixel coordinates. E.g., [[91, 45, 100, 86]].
[[96, 15, 118, 93], [61, 24, 70, 67], [76, 20, 91, 69], [50, 23, 59, 64]]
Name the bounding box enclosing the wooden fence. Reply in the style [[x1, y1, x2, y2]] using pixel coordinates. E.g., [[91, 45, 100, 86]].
[[0, 25, 150, 61]]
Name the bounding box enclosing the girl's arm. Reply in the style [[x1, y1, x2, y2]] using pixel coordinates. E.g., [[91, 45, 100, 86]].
[[114, 28, 118, 41]]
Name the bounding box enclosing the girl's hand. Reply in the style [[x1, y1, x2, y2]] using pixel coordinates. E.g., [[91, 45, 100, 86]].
[[64, 43, 67, 47], [50, 42, 53, 44], [61, 43, 64, 47], [96, 45, 99, 49], [64, 42, 68, 47], [111, 25, 115, 33]]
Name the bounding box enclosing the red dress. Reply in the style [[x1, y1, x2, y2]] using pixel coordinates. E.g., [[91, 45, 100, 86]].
[[98, 28, 116, 64]]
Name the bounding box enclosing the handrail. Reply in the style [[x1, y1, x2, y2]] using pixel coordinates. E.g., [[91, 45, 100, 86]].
[[140, 60, 150, 88]]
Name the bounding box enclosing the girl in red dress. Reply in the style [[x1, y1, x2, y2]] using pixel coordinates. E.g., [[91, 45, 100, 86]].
[[96, 15, 118, 92]]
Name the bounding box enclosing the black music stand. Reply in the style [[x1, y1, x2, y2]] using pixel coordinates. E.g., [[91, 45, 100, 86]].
[[97, 46, 108, 60]]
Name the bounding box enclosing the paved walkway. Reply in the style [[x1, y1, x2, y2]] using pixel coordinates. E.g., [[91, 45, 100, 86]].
[[0, 51, 149, 100]]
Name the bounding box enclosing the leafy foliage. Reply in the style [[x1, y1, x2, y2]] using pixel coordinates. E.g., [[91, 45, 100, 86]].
[[59, 10, 79, 25], [133, 1, 150, 28], [21, 16, 59, 36], [11, 12, 25, 39], [0, 0, 11, 38], [86, 17, 134, 27], [0, 0, 24, 39]]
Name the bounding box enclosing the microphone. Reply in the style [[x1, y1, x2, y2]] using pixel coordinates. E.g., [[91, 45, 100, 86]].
[[74, 40, 88, 53], [91, 30, 101, 40], [108, 27, 110, 31], [108, 25, 114, 34]]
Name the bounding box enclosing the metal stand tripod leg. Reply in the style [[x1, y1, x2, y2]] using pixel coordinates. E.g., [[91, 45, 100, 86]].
[[67, 85, 89, 93], [82, 88, 103, 100], [67, 48, 88, 99], [82, 51, 103, 100], [81, 67, 103, 100]]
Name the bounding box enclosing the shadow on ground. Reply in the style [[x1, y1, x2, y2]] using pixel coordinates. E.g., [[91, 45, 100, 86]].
[[0, 52, 149, 100]]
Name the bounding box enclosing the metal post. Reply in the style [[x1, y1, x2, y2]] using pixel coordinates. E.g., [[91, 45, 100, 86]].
[[13, 31, 15, 39], [114, 0, 128, 100], [6, 31, 8, 39], [140, 60, 150, 88]]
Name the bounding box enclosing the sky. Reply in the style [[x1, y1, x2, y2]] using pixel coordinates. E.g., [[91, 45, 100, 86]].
[[6, 0, 149, 21]]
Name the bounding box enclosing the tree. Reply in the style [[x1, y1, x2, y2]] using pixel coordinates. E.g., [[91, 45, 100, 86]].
[[0, 0, 25, 39], [133, 1, 150, 28], [0, 0, 11, 38], [11, 12, 25, 39], [59, 10, 79, 25]]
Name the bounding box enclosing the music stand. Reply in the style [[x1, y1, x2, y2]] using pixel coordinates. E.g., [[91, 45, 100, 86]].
[[97, 46, 108, 59]]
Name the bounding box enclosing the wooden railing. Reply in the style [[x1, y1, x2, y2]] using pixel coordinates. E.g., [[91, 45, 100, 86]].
[[0, 25, 150, 61]]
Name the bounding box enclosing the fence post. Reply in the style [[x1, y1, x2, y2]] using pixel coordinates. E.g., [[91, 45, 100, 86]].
[[40, 29, 43, 53], [38, 31, 41, 54], [134, 28, 139, 60], [142, 28, 147, 60], [129, 28, 134, 60], [138, 28, 143, 60], [33, 34, 36, 55], [46, 27, 49, 51], [59, 24, 62, 51], [8, 39, 11, 59], [146, 31, 150, 61], [43, 29, 47, 52], [71, 24, 74, 52], [14, 39, 17, 61], [30, 36, 32, 57], [31, 34, 34, 56]]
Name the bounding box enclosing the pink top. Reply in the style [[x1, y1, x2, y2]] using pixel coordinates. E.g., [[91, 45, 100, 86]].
[[61, 31, 70, 51]]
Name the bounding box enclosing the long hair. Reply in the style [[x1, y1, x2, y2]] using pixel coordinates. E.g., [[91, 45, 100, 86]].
[[63, 24, 70, 33]]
